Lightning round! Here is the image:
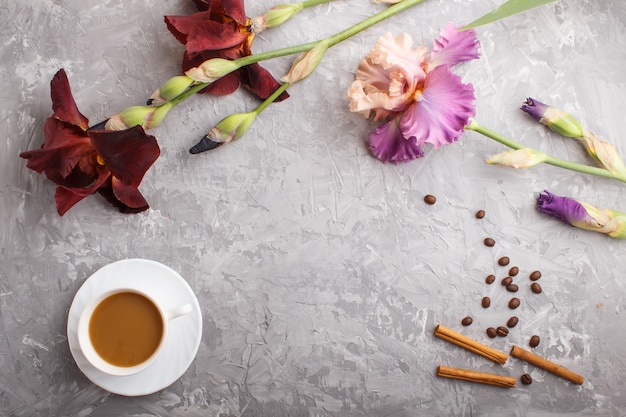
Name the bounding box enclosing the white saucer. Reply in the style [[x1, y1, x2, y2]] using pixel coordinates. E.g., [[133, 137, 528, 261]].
[[67, 259, 202, 396]]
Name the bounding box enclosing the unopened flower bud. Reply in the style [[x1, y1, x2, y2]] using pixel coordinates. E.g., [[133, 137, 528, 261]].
[[105, 102, 174, 131], [281, 41, 329, 84], [521, 97, 584, 138], [486, 148, 548, 168], [537, 190, 626, 238], [578, 130, 626, 181], [147, 75, 194, 106], [250, 3, 303, 33], [185, 58, 240, 83], [190, 111, 257, 154], [522, 98, 626, 180]]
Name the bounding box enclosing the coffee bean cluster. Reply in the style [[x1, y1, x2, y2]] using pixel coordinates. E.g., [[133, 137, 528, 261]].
[[458, 209, 546, 384]]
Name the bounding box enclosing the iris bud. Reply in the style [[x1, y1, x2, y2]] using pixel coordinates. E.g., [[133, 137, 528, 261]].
[[487, 148, 548, 168], [537, 190, 626, 239], [147, 75, 194, 106], [185, 58, 240, 83], [521, 97, 584, 138]]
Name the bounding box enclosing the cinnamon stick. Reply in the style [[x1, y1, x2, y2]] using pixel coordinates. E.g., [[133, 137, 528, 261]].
[[510, 346, 584, 385], [437, 365, 516, 388], [434, 324, 508, 364]]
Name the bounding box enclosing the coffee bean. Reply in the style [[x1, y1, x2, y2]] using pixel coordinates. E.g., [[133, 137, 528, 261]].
[[485, 274, 496, 284], [496, 326, 509, 337], [520, 374, 533, 385], [461, 316, 473, 326], [424, 194, 436, 205], [498, 256, 510, 266], [529, 335, 540, 348], [531, 283, 542, 294], [508, 297, 520, 309], [484, 238, 495, 247], [501, 276, 513, 286], [507, 316, 519, 328], [486, 327, 497, 338], [481, 296, 491, 308], [529, 270, 542, 281], [475, 210, 485, 219], [508, 266, 519, 276], [506, 284, 519, 293]]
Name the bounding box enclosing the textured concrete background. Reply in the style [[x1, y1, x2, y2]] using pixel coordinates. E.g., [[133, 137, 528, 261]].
[[2, 0, 626, 416]]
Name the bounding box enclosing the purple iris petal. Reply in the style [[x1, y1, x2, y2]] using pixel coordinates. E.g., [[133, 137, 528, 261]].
[[521, 97, 549, 122], [399, 65, 475, 149], [536, 190, 590, 226], [369, 117, 424, 163], [429, 24, 480, 69]]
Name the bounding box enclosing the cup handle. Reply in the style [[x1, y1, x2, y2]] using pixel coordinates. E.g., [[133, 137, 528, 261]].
[[164, 303, 192, 321]]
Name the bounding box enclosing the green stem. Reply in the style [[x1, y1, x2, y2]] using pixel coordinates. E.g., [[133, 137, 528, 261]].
[[300, 0, 334, 8], [147, 0, 426, 129], [466, 119, 623, 182], [236, 0, 426, 68], [254, 82, 291, 115], [167, 82, 210, 106]]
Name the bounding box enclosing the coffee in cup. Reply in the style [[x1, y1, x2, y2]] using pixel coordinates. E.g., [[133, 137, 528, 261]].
[[77, 288, 191, 376]]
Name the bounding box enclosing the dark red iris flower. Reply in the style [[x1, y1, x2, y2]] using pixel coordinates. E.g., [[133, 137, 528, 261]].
[[165, 0, 288, 101], [20, 69, 160, 215]]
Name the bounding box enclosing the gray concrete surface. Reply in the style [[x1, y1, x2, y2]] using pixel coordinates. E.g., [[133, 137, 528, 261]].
[[1, 0, 626, 415]]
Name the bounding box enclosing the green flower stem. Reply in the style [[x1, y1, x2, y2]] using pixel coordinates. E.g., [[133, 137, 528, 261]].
[[165, 1, 425, 113], [253, 82, 291, 115], [167, 83, 212, 107], [236, 0, 427, 69], [466, 119, 623, 182], [300, 0, 335, 8], [140, 0, 426, 131]]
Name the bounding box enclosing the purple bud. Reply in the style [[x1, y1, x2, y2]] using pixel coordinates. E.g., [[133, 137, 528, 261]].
[[521, 97, 549, 122]]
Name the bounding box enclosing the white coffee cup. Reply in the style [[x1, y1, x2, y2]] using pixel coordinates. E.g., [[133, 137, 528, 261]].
[[77, 288, 191, 376]]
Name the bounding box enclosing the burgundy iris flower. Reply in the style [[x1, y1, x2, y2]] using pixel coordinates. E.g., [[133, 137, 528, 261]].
[[20, 70, 160, 215], [165, 0, 288, 101]]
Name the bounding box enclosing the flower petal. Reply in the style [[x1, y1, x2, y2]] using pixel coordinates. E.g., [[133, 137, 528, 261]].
[[219, 0, 247, 25], [400, 65, 475, 148], [429, 24, 480, 69], [20, 117, 94, 181], [536, 190, 596, 228], [369, 117, 424, 163], [192, 0, 211, 11], [89, 126, 160, 188], [166, 12, 247, 52], [55, 186, 91, 216], [520, 97, 549, 122], [97, 177, 150, 214], [240, 63, 290, 101], [348, 33, 428, 120], [200, 70, 243, 96], [111, 177, 150, 210], [187, 21, 248, 55], [50, 69, 89, 130]]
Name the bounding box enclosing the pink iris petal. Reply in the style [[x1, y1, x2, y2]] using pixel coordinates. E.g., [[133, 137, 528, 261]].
[[348, 33, 428, 120], [400, 65, 475, 149], [369, 32, 427, 82], [429, 24, 480, 70], [369, 117, 424, 163]]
